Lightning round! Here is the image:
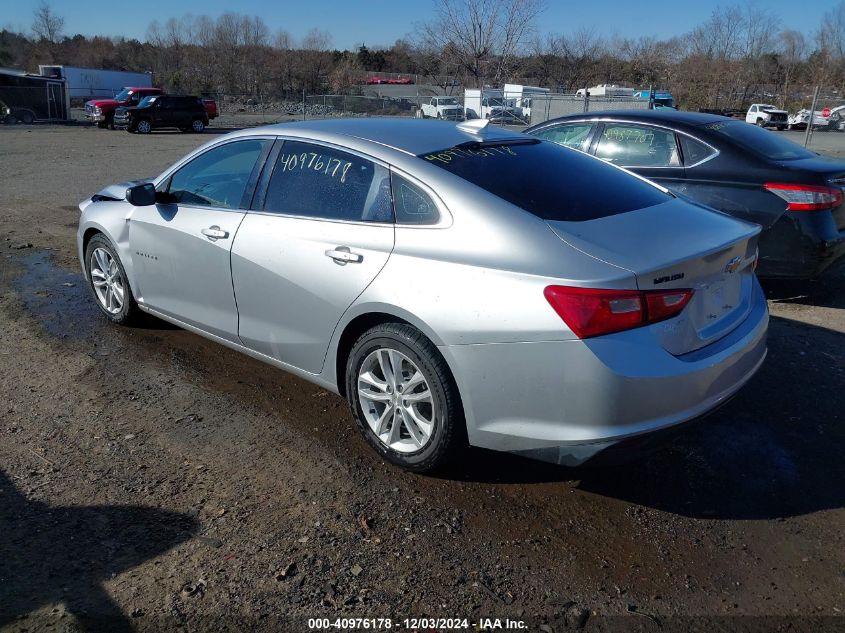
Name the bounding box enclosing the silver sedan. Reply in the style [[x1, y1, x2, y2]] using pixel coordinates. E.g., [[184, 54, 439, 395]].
[[77, 118, 768, 471]]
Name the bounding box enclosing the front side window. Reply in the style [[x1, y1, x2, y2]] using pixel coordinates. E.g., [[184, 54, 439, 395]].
[[392, 174, 439, 225], [263, 141, 393, 223], [530, 123, 594, 152], [168, 139, 270, 209], [594, 124, 680, 167]]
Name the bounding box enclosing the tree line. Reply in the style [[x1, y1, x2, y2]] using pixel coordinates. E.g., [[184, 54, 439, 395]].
[[3, 0, 845, 110]]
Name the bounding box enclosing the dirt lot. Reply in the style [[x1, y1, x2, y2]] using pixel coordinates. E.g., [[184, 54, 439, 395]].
[[1, 123, 844, 633]]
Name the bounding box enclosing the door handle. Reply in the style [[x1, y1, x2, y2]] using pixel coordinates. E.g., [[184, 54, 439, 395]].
[[325, 246, 363, 265], [201, 226, 229, 241]]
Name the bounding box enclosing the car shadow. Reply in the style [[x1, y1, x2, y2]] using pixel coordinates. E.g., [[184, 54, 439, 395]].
[[438, 315, 845, 521], [0, 470, 198, 631]]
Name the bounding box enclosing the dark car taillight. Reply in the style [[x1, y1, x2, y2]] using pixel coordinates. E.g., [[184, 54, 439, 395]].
[[763, 182, 844, 211], [544, 286, 694, 339]]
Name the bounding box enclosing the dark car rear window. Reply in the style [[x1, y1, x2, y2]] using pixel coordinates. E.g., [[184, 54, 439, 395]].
[[702, 120, 815, 160], [419, 139, 670, 221]]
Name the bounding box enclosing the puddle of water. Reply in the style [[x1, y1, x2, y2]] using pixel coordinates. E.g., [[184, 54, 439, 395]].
[[13, 251, 100, 339]]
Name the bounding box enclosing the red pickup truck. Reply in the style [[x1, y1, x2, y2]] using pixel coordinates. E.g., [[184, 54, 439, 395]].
[[85, 87, 218, 129]]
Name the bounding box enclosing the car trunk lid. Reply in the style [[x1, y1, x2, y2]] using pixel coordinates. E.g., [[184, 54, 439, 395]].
[[547, 199, 760, 355]]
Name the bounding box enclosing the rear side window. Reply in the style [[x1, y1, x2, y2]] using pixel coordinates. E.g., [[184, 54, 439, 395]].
[[703, 120, 814, 160], [420, 140, 670, 222], [168, 139, 270, 209], [679, 135, 715, 166], [264, 141, 393, 222], [594, 124, 680, 167], [530, 123, 594, 152], [392, 174, 439, 225]]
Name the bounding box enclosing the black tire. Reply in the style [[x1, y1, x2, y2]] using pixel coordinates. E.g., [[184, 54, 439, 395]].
[[190, 118, 205, 133], [84, 234, 141, 325], [19, 110, 35, 124], [135, 118, 152, 134], [106, 113, 115, 130], [777, 125, 785, 131], [96, 121, 108, 129], [345, 323, 464, 472], [756, 118, 765, 127]]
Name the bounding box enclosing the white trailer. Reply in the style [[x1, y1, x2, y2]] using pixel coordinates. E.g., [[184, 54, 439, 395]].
[[503, 84, 549, 120], [38, 65, 153, 100], [575, 84, 635, 98]]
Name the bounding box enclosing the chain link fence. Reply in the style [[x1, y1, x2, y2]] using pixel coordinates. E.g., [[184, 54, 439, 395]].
[[5, 82, 845, 156]]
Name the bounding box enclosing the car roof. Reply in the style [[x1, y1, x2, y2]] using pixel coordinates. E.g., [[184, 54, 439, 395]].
[[237, 118, 526, 156], [530, 109, 728, 129]]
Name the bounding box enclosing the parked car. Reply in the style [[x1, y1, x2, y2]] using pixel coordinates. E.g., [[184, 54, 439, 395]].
[[419, 96, 465, 120], [77, 118, 767, 471], [113, 95, 209, 134], [746, 103, 788, 130], [85, 87, 163, 129], [366, 77, 384, 85], [788, 109, 829, 130], [387, 77, 414, 85], [525, 110, 845, 278]]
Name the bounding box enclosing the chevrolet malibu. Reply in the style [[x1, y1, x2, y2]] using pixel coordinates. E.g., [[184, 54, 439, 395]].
[[77, 118, 768, 471]]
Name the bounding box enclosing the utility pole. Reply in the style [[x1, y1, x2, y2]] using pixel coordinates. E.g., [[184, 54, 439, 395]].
[[804, 85, 820, 148]]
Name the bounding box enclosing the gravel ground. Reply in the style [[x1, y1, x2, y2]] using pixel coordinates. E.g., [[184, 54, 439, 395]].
[[1, 123, 844, 633]]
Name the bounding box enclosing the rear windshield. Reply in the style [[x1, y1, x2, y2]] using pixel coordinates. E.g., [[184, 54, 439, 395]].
[[419, 139, 671, 221], [702, 120, 814, 160]]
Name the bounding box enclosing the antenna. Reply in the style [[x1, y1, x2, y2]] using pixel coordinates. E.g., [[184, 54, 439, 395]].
[[456, 118, 490, 133]]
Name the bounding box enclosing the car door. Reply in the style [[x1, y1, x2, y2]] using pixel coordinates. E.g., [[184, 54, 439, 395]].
[[129, 137, 273, 341], [591, 122, 686, 189], [529, 122, 598, 153], [231, 139, 395, 374], [746, 105, 757, 124]]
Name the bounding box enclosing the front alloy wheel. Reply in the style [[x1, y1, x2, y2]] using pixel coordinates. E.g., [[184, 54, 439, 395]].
[[89, 247, 125, 315], [136, 119, 152, 134], [84, 234, 139, 325]]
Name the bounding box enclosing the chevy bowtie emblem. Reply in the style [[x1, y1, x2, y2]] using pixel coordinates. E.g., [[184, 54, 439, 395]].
[[724, 256, 742, 274]]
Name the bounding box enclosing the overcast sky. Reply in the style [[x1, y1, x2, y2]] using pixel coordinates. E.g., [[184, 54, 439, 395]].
[[3, 0, 826, 50]]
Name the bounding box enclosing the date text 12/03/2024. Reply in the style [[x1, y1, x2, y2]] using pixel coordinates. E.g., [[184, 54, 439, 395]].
[[307, 617, 528, 630]]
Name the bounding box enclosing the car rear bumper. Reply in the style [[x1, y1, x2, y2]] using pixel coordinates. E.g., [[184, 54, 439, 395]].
[[757, 211, 845, 278], [440, 278, 768, 466]]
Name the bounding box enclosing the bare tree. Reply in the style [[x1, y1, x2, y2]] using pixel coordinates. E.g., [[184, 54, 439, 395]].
[[419, 0, 544, 87], [31, 1, 64, 44]]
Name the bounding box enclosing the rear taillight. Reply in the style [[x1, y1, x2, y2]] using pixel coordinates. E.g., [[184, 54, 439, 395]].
[[763, 182, 843, 211], [544, 286, 694, 339]]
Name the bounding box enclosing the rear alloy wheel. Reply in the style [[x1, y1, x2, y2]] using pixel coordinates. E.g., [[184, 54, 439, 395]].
[[191, 118, 205, 133], [347, 323, 464, 472], [84, 235, 140, 325], [135, 119, 152, 134]]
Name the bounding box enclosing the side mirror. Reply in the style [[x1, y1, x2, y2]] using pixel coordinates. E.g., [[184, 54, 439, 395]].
[[126, 183, 157, 206]]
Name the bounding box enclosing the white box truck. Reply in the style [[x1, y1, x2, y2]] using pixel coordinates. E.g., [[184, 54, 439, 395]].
[[463, 88, 522, 122], [38, 65, 153, 100], [503, 84, 549, 120]]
